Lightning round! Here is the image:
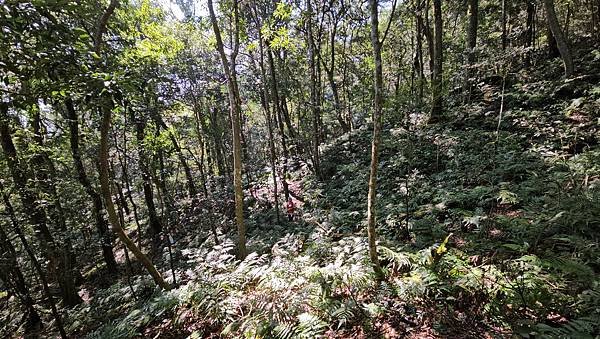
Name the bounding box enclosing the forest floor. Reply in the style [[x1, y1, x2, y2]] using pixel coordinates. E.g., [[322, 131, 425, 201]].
[[4, 47, 600, 338]]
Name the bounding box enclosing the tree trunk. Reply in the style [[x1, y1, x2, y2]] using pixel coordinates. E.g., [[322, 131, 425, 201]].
[[525, 0, 535, 66], [430, 0, 443, 119], [307, 0, 322, 179], [415, 0, 425, 106], [0, 181, 67, 338], [134, 117, 163, 238], [319, 15, 350, 133], [274, 53, 297, 139], [98, 101, 171, 290], [191, 104, 209, 197], [465, 0, 479, 99], [0, 104, 70, 301], [467, 0, 478, 64], [64, 98, 118, 272], [0, 222, 41, 332], [155, 115, 198, 201], [266, 48, 291, 202], [208, 106, 226, 176], [546, 25, 560, 57], [543, 0, 574, 77], [424, 0, 435, 82], [367, 0, 384, 279], [258, 29, 281, 223], [208, 0, 246, 259], [113, 109, 143, 246], [93, 0, 170, 290], [502, 0, 508, 50], [30, 108, 81, 307]]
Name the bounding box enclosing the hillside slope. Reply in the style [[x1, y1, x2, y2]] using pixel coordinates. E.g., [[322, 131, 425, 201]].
[[62, 44, 600, 339]]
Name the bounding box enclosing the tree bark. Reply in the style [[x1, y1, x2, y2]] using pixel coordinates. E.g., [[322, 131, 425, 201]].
[[134, 116, 163, 238], [502, 0, 508, 50], [64, 97, 118, 273], [525, 0, 535, 66], [430, 0, 443, 119], [30, 108, 81, 307], [0, 222, 41, 332], [543, 0, 574, 77], [415, 0, 425, 106], [257, 27, 281, 223], [93, 0, 170, 290], [155, 114, 198, 201], [98, 102, 171, 290], [467, 0, 478, 64], [267, 48, 291, 202], [367, 0, 384, 279], [0, 181, 67, 338], [208, 0, 246, 259], [307, 0, 322, 179]]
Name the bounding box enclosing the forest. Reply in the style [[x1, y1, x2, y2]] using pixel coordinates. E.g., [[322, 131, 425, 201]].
[[0, 0, 599, 337]]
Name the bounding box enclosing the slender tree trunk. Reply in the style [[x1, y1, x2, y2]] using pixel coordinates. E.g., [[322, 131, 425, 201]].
[[502, 0, 508, 50], [153, 114, 198, 201], [258, 30, 281, 223], [0, 181, 67, 339], [134, 117, 163, 238], [273, 53, 296, 139], [208, 0, 246, 259], [208, 106, 226, 176], [114, 115, 143, 246], [153, 143, 177, 285], [543, 0, 574, 77], [93, 0, 170, 290], [98, 102, 171, 290], [415, 0, 425, 106], [367, 0, 384, 279], [341, 29, 353, 128], [307, 0, 322, 179], [525, 0, 535, 66], [467, 0, 478, 65], [424, 0, 435, 82], [318, 16, 350, 133], [188, 93, 209, 197], [267, 48, 291, 202], [0, 222, 41, 331], [30, 109, 81, 307], [430, 0, 443, 119], [64, 98, 117, 272]]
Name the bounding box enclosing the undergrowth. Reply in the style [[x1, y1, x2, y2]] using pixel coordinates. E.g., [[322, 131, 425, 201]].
[[57, 46, 600, 339]]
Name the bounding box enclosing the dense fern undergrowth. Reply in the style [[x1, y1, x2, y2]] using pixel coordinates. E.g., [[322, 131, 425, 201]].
[[5, 47, 600, 339]]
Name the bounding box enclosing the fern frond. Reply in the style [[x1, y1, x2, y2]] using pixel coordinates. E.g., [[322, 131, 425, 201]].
[[379, 246, 413, 273]]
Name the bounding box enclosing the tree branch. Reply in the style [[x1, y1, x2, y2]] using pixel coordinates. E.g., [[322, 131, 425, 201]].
[[380, 0, 398, 45]]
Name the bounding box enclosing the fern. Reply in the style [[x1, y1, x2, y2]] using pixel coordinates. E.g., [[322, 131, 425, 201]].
[[536, 316, 600, 338], [379, 246, 413, 273], [330, 300, 359, 329], [542, 256, 594, 279], [273, 320, 296, 339], [296, 313, 327, 338]]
